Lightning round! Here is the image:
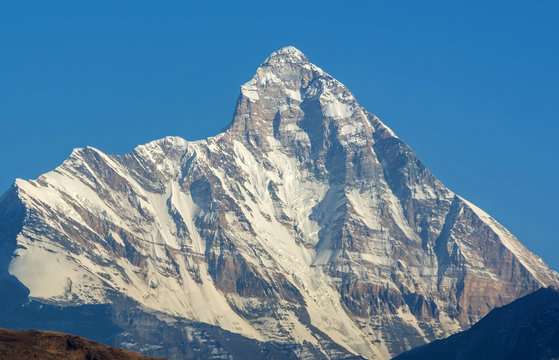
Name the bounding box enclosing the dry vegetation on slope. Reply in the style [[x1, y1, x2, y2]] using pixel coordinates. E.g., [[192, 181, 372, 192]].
[[0, 327, 162, 360]]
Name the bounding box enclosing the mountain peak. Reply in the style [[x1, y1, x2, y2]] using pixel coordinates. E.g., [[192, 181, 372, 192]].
[[262, 46, 308, 65], [228, 46, 368, 153]]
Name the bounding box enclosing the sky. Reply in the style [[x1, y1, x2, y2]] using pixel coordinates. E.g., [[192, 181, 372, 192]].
[[1, 1, 558, 269]]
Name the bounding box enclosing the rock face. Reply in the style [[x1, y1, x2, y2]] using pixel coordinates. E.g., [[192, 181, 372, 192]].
[[0, 46, 557, 359], [393, 286, 559, 360]]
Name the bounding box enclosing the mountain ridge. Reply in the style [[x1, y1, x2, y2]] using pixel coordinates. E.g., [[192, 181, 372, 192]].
[[393, 286, 559, 360], [1, 46, 557, 359]]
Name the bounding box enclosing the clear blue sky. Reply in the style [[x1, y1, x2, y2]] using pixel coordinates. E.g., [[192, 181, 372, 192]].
[[1, 1, 558, 270]]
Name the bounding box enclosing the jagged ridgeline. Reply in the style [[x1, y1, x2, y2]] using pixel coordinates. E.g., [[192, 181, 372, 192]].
[[0, 47, 557, 360]]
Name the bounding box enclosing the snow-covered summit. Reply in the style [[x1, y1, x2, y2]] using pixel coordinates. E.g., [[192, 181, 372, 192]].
[[262, 46, 309, 65], [230, 46, 372, 156]]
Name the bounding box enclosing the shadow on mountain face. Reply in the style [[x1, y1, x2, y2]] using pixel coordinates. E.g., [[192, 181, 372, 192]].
[[393, 287, 559, 360]]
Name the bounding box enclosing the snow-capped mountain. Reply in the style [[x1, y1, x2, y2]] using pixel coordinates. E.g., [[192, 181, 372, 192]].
[[0, 46, 557, 359]]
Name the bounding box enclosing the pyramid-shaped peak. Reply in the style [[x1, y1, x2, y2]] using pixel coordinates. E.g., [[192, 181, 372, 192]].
[[262, 46, 309, 65]]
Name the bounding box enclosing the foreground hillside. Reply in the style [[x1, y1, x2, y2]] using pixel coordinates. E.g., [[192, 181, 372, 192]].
[[0, 327, 162, 360], [394, 287, 559, 360]]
